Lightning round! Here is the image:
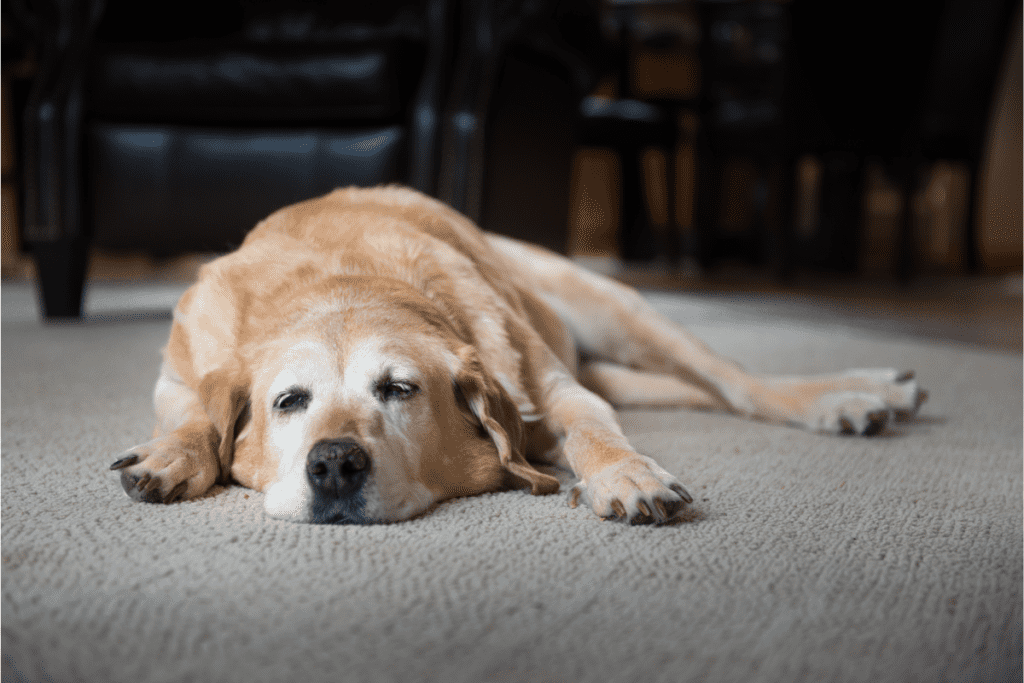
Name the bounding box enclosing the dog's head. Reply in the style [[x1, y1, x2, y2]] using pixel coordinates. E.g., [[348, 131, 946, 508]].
[[206, 276, 558, 524]]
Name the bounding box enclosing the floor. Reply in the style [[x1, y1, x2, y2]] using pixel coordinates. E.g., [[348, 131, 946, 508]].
[[609, 261, 1023, 353], [4, 250, 1020, 354]]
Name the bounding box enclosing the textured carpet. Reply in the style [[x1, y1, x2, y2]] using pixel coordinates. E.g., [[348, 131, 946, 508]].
[[2, 282, 1021, 683]]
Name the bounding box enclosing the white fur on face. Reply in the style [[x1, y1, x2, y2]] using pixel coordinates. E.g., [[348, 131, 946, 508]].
[[260, 336, 438, 524]]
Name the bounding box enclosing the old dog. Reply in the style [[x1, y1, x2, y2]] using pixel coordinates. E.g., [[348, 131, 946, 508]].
[[112, 186, 926, 524]]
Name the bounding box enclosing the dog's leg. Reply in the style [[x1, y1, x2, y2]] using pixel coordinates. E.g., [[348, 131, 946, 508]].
[[111, 272, 246, 503], [489, 235, 926, 435], [514, 328, 693, 524], [579, 360, 724, 410], [109, 363, 223, 503]]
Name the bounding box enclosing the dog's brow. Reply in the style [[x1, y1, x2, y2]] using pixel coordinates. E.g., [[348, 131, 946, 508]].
[[379, 365, 417, 381]]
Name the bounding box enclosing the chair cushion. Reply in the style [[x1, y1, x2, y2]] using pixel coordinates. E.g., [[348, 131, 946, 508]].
[[88, 123, 407, 254], [88, 44, 408, 123]]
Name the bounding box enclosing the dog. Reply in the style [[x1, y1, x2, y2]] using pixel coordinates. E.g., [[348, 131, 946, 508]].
[[111, 186, 926, 524]]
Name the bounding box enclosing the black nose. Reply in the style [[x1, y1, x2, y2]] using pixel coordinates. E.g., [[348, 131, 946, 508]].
[[306, 438, 370, 498]]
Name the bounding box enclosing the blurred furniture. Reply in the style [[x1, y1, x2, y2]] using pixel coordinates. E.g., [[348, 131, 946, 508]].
[[907, 0, 1019, 274], [573, 0, 1017, 277], [577, 94, 677, 261], [694, 0, 793, 270], [574, 2, 690, 262], [437, 0, 602, 254], [571, 0, 793, 267], [13, 0, 601, 317], [14, 0, 451, 317], [789, 0, 1018, 275]]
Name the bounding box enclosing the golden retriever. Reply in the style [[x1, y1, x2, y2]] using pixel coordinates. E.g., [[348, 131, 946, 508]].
[[111, 186, 926, 524]]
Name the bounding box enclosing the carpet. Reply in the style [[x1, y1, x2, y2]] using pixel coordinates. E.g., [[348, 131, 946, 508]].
[[2, 281, 1021, 683]]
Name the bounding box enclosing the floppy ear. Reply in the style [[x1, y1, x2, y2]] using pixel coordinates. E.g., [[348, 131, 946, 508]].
[[453, 346, 560, 495], [198, 362, 250, 485]]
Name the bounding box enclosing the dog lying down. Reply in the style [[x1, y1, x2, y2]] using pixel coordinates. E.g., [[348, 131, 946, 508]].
[[111, 186, 927, 525]]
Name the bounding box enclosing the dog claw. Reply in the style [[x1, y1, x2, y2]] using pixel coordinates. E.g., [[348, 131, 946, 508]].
[[896, 370, 915, 382], [862, 409, 889, 436], [134, 473, 151, 492], [110, 454, 139, 470], [121, 472, 166, 504], [630, 501, 658, 525], [895, 389, 929, 421], [669, 483, 693, 504], [167, 481, 188, 503], [838, 416, 855, 435], [567, 485, 582, 509], [610, 499, 626, 519], [634, 500, 655, 523]]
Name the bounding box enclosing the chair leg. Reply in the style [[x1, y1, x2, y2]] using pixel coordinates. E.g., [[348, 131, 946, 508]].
[[618, 146, 659, 262], [961, 163, 982, 273], [892, 156, 920, 282], [693, 147, 722, 270], [774, 156, 797, 279], [31, 238, 88, 318], [663, 143, 680, 264], [818, 152, 863, 271]]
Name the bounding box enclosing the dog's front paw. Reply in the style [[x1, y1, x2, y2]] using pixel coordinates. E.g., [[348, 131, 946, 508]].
[[568, 455, 693, 524], [110, 435, 218, 504]]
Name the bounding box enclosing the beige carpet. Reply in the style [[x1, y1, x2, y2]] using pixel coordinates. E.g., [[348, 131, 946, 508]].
[[2, 281, 1021, 683]]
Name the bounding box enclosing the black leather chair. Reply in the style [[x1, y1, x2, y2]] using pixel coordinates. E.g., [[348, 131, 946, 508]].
[[16, 0, 450, 317]]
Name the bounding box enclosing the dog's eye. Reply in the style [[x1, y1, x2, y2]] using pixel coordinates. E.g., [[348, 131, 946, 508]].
[[274, 389, 310, 412], [377, 380, 419, 402]]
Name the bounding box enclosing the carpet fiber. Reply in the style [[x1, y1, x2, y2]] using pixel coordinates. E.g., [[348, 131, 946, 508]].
[[2, 282, 1021, 683]]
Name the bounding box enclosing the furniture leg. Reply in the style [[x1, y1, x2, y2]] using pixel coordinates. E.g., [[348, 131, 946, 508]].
[[31, 237, 88, 318]]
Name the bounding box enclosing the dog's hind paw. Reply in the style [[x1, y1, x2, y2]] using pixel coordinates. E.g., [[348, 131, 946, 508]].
[[766, 368, 928, 436], [110, 435, 218, 504], [805, 392, 892, 436], [890, 371, 928, 422], [568, 455, 692, 524]]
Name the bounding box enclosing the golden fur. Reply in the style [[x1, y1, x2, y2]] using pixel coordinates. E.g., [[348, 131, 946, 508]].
[[112, 186, 926, 524]]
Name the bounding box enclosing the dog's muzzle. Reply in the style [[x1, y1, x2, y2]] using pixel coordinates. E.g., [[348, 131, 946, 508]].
[[306, 438, 371, 524]]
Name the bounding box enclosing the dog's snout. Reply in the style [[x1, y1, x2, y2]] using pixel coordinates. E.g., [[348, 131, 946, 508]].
[[306, 438, 370, 497]]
